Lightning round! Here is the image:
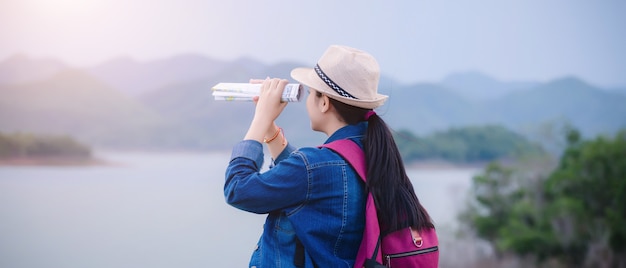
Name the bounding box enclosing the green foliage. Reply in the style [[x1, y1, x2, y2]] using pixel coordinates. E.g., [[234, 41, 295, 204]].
[[462, 128, 626, 267], [468, 163, 518, 241], [0, 132, 91, 159], [546, 129, 626, 253], [393, 129, 433, 160], [394, 125, 545, 163]]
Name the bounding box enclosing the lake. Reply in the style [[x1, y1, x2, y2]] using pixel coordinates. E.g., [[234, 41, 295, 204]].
[[0, 151, 480, 268]]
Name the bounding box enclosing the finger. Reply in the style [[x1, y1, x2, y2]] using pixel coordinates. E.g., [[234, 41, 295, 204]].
[[260, 77, 271, 94], [250, 79, 264, 84], [269, 78, 281, 92], [270, 79, 286, 102], [277, 79, 289, 90], [271, 79, 287, 102]]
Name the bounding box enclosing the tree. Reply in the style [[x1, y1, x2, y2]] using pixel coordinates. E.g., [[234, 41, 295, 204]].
[[544, 129, 626, 267], [462, 128, 626, 267], [462, 161, 560, 264]]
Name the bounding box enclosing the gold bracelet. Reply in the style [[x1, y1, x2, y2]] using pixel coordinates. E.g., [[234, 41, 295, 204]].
[[263, 127, 282, 143]]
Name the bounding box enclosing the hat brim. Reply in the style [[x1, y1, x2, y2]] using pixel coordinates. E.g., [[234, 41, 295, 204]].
[[291, 67, 388, 109]]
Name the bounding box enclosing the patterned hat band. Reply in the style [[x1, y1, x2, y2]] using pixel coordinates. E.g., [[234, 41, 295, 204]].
[[314, 64, 358, 100]]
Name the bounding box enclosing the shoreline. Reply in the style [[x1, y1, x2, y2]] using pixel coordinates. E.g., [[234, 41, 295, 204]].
[[405, 159, 487, 170], [0, 156, 112, 167], [0, 151, 492, 170]]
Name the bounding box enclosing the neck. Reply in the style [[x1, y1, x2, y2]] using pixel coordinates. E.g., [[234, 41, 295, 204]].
[[323, 120, 348, 137]]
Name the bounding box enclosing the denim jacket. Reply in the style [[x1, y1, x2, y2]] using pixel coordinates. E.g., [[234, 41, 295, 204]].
[[225, 123, 368, 268]]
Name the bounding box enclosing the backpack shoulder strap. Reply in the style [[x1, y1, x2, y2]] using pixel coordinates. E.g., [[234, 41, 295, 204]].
[[321, 139, 384, 267], [294, 139, 368, 267], [321, 139, 367, 182]]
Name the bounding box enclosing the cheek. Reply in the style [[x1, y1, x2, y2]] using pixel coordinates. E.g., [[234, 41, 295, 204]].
[[306, 94, 319, 129], [306, 94, 315, 115]]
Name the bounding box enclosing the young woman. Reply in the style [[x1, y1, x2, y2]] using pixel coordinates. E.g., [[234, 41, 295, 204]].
[[224, 45, 435, 268]]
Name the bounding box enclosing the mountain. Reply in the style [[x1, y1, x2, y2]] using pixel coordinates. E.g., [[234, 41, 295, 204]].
[[379, 76, 626, 137], [381, 83, 486, 134], [0, 69, 166, 147], [0, 54, 625, 150], [86, 54, 229, 96], [487, 77, 626, 137], [0, 54, 68, 85], [441, 71, 539, 101]]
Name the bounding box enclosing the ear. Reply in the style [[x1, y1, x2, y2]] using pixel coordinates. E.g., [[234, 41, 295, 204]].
[[319, 94, 331, 113]]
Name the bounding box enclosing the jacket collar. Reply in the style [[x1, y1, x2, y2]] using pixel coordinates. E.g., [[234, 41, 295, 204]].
[[324, 122, 367, 144]]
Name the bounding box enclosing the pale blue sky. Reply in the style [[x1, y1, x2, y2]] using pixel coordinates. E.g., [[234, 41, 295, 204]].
[[1, 0, 624, 86]]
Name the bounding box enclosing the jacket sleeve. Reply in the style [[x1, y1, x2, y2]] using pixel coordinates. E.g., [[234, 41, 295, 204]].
[[224, 140, 308, 214]]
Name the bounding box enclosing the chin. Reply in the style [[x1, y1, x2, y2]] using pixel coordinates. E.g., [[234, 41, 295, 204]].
[[310, 123, 320, 132]]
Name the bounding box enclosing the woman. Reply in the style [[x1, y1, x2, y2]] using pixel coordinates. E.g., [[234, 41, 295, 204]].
[[224, 45, 435, 267]]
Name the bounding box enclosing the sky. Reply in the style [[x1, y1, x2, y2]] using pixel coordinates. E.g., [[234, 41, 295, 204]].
[[1, 0, 625, 87]]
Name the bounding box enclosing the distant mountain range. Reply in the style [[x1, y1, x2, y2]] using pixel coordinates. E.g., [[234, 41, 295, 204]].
[[1, 54, 625, 150]]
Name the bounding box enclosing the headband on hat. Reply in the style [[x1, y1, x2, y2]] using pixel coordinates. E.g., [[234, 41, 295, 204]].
[[314, 64, 357, 100]]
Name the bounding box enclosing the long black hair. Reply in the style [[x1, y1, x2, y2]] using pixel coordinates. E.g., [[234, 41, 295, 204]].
[[326, 95, 435, 233]]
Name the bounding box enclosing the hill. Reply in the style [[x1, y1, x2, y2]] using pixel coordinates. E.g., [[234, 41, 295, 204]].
[[394, 125, 545, 163], [381, 83, 487, 134], [0, 69, 166, 147], [86, 54, 228, 96], [487, 77, 626, 137], [0, 54, 67, 85], [441, 71, 539, 101], [0, 54, 625, 150]]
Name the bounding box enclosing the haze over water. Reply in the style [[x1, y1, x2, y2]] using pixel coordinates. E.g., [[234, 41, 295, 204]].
[[0, 151, 478, 268]]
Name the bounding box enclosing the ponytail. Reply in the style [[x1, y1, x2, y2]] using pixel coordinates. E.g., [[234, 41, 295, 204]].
[[364, 113, 434, 233], [328, 98, 434, 233]]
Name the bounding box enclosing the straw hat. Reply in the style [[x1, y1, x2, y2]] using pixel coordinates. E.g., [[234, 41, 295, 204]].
[[291, 45, 388, 109]]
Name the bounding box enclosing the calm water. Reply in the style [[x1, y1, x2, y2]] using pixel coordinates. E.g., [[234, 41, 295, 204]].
[[0, 152, 479, 268]]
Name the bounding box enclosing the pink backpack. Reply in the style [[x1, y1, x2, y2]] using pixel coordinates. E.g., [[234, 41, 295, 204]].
[[322, 139, 439, 268]]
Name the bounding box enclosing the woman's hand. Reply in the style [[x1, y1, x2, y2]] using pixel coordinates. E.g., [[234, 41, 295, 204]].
[[252, 78, 289, 127], [244, 78, 289, 144]]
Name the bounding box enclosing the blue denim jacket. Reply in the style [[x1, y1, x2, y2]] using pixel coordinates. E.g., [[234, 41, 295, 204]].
[[225, 123, 367, 268]]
